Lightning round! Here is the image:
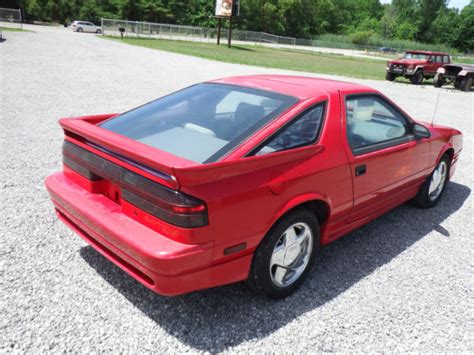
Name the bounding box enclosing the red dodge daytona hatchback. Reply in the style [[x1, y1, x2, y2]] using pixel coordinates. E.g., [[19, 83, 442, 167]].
[[45, 75, 463, 298]]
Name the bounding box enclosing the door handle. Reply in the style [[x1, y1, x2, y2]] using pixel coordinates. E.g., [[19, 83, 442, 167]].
[[355, 164, 366, 176]]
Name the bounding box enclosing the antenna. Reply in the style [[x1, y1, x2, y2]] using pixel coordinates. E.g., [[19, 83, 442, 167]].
[[431, 87, 442, 126]]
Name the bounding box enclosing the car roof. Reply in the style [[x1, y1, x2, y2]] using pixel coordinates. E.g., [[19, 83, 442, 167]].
[[406, 50, 449, 55], [209, 75, 374, 100]]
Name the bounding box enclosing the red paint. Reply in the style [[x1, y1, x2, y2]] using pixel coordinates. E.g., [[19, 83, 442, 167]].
[[45, 75, 463, 296]]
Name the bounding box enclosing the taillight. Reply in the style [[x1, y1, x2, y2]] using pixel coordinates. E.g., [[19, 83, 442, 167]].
[[62, 141, 208, 228], [120, 170, 208, 228]]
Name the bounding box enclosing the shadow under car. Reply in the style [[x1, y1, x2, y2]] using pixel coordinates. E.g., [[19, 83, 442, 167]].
[[80, 181, 470, 351]]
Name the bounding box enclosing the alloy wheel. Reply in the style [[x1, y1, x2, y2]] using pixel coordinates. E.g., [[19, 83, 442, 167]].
[[269, 222, 313, 287]]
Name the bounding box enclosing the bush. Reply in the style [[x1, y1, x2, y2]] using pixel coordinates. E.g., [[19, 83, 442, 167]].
[[349, 31, 373, 45]]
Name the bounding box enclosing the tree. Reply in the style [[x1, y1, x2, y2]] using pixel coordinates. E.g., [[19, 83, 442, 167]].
[[415, 0, 447, 43], [453, 1, 474, 52], [431, 7, 460, 46], [5, 0, 472, 52], [121, 0, 144, 21]]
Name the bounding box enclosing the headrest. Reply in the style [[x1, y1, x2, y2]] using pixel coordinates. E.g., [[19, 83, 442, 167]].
[[234, 102, 265, 123], [184, 123, 216, 137], [353, 99, 374, 121]]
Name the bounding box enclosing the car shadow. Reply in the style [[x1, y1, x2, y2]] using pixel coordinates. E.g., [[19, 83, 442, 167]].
[[80, 181, 470, 352]]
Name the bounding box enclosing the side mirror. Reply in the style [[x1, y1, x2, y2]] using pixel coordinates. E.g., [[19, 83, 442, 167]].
[[428, 58, 433, 63], [413, 123, 431, 139]]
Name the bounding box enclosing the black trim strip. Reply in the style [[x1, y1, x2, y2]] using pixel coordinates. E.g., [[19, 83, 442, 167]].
[[352, 135, 415, 156], [86, 141, 174, 182]]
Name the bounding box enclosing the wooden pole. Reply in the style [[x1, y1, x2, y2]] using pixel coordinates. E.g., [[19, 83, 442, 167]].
[[228, 17, 232, 48], [217, 17, 221, 45]]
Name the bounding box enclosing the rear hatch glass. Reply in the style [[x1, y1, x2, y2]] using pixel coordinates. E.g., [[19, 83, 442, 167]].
[[100, 83, 298, 164]]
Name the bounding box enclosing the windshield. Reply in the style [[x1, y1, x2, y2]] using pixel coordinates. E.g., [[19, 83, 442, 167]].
[[403, 52, 429, 60], [100, 83, 298, 163]]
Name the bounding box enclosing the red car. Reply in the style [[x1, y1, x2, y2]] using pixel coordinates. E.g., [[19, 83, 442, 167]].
[[386, 50, 450, 84], [45, 75, 462, 298]]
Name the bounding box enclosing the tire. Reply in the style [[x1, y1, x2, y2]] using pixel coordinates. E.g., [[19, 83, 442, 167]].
[[96, 29, 102, 34], [413, 154, 450, 209], [77, 27, 83, 33], [454, 79, 461, 89], [386, 72, 396, 82], [433, 73, 445, 88], [248, 208, 320, 299], [410, 70, 424, 85], [459, 76, 473, 92]]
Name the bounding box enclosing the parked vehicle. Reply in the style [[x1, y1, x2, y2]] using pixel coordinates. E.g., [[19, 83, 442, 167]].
[[45, 75, 463, 298], [434, 64, 474, 91], [71, 20, 102, 34], [379, 47, 394, 53], [386, 51, 450, 84]]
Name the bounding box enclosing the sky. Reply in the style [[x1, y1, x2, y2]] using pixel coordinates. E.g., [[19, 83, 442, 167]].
[[379, 0, 470, 9]]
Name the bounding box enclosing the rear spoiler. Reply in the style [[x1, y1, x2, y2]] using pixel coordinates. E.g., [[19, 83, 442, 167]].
[[59, 114, 196, 189]]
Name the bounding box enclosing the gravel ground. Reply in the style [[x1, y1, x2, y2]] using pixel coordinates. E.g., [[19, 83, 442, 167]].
[[1, 25, 473, 353]]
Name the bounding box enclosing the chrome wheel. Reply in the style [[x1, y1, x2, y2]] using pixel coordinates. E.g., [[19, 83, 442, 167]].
[[269, 222, 313, 288], [428, 161, 447, 201]]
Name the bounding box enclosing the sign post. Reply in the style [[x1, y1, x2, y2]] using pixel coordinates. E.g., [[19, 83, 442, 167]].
[[215, 0, 239, 48], [228, 17, 232, 48], [217, 17, 221, 45]]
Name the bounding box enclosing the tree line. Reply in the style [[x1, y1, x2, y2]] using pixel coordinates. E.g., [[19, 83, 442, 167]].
[[4, 0, 473, 52]]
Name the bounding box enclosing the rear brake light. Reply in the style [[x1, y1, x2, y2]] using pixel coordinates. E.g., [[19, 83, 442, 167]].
[[62, 141, 208, 228], [120, 169, 208, 228]]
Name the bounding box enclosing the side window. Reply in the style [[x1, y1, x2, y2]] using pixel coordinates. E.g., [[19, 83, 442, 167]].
[[253, 103, 325, 155], [345, 96, 410, 152], [436, 55, 443, 63], [443, 56, 450, 63]]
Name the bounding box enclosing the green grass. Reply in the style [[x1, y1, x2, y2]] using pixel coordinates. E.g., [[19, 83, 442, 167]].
[[451, 56, 474, 65], [0, 26, 33, 32], [103, 36, 387, 80]]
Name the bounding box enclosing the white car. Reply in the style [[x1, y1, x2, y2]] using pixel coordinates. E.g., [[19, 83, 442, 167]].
[[71, 21, 102, 34]]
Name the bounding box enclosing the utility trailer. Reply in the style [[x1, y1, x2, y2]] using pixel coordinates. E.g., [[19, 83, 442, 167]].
[[434, 64, 474, 91]]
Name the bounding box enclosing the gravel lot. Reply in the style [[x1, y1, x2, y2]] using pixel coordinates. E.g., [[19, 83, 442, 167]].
[[1, 25, 473, 353]]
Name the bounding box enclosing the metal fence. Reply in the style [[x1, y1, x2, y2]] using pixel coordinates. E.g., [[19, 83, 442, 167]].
[[0, 7, 22, 29], [101, 18, 299, 46], [100, 18, 397, 54]]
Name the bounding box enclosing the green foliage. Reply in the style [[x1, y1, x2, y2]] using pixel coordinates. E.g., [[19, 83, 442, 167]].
[[453, 1, 474, 52], [349, 30, 373, 45], [14, 0, 474, 52]]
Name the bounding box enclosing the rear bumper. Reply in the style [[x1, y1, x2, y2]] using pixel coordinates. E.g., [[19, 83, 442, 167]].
[[45, 172, 251, 296]]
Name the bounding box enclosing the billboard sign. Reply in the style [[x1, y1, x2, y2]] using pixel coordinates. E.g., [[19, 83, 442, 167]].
[[215, 0, 240, 17]]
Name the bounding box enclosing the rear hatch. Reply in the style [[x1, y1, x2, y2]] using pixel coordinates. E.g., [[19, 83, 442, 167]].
[[60, 114, 212, 243]]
